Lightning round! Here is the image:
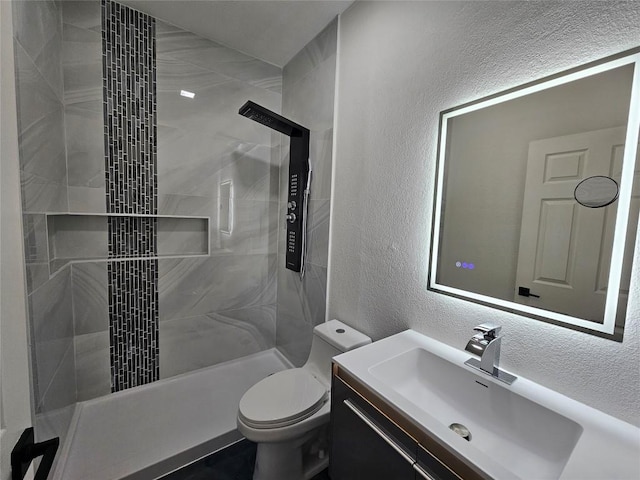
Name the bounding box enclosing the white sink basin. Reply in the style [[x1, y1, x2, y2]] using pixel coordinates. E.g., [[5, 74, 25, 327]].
[[333, 329, 640, 480], [369, 348, 582, 480]]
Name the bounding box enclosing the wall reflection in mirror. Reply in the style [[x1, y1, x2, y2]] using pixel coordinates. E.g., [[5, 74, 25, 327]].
[[430, 49, 640, 341]]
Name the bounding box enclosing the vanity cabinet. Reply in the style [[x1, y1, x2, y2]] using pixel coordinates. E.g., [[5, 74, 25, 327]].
[[329, 365, 488, 480], [330, 373, 416, 479]]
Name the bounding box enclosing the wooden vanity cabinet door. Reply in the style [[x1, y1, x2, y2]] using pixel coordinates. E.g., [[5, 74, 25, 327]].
[[329, 375, 417, 480]]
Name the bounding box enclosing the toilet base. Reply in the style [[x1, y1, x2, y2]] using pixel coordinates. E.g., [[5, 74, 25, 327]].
[[252, 425, 328, 480]]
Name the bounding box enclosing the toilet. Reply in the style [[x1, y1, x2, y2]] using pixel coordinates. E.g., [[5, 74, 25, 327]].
[[237, 319, 371, 480]]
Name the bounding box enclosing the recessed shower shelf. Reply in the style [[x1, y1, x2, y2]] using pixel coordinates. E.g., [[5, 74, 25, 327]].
[[46, 213, 209, 273]]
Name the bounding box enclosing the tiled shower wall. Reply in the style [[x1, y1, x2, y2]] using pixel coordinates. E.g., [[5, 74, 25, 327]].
[[276, 21, 338, 365], [12, 0, 77, 449], [14, 0, 284, 424], [69, 0, 283, 398]]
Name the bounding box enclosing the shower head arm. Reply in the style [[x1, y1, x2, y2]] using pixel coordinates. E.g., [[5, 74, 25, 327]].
[[238, 101, 309, 137]]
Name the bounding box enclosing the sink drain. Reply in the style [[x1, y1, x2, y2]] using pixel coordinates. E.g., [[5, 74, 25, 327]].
[[449, 423, 471, 441]]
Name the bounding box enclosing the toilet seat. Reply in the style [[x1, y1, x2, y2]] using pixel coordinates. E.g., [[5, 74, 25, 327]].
[[238, 368, 328, 429]]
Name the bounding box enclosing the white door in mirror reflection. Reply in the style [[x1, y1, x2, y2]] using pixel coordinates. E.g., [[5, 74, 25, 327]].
[[516, 126, 639, 322]]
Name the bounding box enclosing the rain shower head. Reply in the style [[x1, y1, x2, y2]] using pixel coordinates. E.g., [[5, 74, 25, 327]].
[[239, 101, 308, 137]]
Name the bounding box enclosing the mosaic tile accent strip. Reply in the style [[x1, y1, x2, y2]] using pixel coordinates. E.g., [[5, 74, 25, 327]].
[[102, 0, 159, 391], [108, 259, 159, 389]]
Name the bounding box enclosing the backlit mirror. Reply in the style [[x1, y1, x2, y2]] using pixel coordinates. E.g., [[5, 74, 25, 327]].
[[430, 49, 640, 341]]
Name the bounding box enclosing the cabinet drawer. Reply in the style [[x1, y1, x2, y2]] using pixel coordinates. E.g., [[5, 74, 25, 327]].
[[330, 375, 417, 479]]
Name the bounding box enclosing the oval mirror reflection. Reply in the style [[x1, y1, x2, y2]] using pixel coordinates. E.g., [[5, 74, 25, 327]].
[[574, 175, 619, 208]]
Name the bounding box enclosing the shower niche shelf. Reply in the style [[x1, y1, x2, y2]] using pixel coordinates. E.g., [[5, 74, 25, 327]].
[[46, 213, 209, 272]]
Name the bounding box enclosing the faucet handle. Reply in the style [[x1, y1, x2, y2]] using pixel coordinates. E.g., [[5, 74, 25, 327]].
[[473, 323, 502, 339]]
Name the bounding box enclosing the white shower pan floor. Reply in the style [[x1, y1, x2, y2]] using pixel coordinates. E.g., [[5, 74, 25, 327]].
[[53, 349, 292, 480]]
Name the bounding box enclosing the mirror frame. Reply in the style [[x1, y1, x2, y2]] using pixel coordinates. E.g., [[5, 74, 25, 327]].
[[429, 47, 640, 341]]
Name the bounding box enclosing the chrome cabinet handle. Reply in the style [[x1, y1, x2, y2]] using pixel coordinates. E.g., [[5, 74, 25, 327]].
[[342, 399, 415, 465], [413, 462, 437, 480]]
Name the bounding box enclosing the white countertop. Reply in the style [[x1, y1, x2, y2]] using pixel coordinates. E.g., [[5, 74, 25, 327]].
[[333, 330, 640, 480]]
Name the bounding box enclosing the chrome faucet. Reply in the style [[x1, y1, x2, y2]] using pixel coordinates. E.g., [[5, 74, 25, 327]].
[[464, 323, 516, 385]]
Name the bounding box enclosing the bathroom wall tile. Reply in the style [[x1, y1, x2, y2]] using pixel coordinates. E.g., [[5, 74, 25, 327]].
[[20, 173, 68, 213], [68, 186, 106, 213], [75, 331, 111, 401], [159, 306, 275, 379], [282, 52, 336, 133], [211, 200, 279, 256], [14, 42, 63, 130], [18, 107, 67, 183], [159, 254, 276, 321], [32, 337, 71, 412], [23, 214, 49, 264], [309, 128, 333, 201], [276, 263, 327, 366], [12, 0, 60, 62], [157, 134, 274, 199], [62, 0, 101, 32], [62, 20, 102, 110], [158, 218, 209, 256], [29, 266, 74, 342], [12, 0, 64, 98], [157, 194, 213, 217], [283, 19, 337, 84], [156, 65, 279, 148], [49, 215, 108, 261], [276, 22, 336, 364], [26, 264, 51, 293], [34, 403, 75, 460], [156, 21, 282, 92], [65, 105, 105, 188], [71, 262, 109, 336], [219, 143, 279, 201], [307, 199, 330, 268], [37, 340, 77, 412]]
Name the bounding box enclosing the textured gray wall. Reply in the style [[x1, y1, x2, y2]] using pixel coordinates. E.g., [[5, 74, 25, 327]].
[[329, 1, 640, 425]]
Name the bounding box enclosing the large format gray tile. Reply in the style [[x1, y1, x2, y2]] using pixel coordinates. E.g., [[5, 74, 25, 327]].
[[62, 20, 102, 110], [29, 266, 74, 343], [211, 199, 278, 256], [62, 0, 101, 31], [276, 261, 328, 366], [68, 186, 106, 213], [75, 331, 111, 401], [158, 217, 209, 256], [159, 254, 276, 321], [18, 107, 67, 183], [12, 0, 64, 97], [20, 172, 68, 213], [309, 128, 333, 201], [157, 194, 213, 217], [37, 340, 77, 412], [283, 18, 337, 84], [23, 214, 49, 264], [156, 21, 281, 92], [14, 42, 63, 130], [282, 52, 336, 133], [306, 199, 330, 268], [71, 262, 109, 336], [65, 105, 105, 188], [159, 307, 275, 379]]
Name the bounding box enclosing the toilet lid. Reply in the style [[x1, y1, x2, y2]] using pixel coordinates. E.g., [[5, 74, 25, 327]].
[[239, 369, 328, 429]]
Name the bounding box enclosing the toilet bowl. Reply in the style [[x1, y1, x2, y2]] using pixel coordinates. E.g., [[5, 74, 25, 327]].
[[237, 319, 371, 480]]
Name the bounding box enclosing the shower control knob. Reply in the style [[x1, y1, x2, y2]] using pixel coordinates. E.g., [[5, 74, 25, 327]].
[[286, 213, 297, 223], [287, 201, 297, 210]]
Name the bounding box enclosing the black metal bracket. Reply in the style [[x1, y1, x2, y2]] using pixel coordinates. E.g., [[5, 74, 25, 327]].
[[11, 428, 59, 480]]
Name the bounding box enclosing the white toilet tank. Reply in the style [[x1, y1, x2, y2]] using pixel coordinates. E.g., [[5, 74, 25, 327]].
[[304, 319, 371, 384]]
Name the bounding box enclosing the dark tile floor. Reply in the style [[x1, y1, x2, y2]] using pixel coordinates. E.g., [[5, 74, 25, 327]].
[[160, 440, 330, 480]]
